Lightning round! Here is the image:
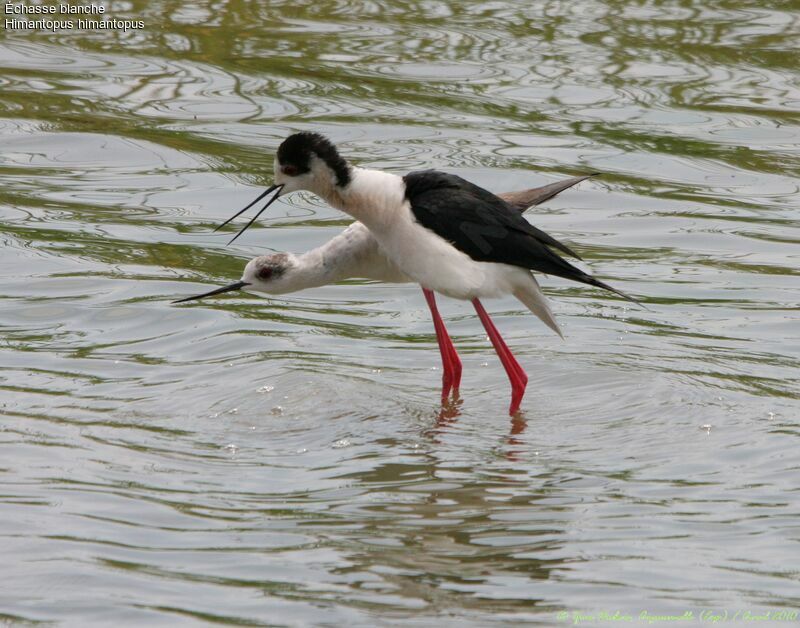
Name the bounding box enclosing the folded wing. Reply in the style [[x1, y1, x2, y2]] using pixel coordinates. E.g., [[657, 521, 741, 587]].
[[404, 170, 637, 303]]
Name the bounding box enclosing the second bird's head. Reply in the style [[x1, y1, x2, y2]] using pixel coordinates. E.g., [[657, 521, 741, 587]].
[[173, 253, 301, 304], [241, 253, 300, 294]]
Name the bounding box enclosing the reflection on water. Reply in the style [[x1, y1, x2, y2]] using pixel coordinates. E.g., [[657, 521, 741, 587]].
[[1, 0, 799, 624]]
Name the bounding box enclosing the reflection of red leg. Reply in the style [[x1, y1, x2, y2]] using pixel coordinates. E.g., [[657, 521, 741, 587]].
[[472, 299, 528, 415], [423, 288, 462, 401]]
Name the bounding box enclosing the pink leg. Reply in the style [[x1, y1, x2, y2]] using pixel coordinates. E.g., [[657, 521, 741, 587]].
[[423, 288, 462, 401], [472, 299, 528, 415]]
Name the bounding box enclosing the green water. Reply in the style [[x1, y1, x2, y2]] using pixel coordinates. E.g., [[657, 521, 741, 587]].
[[1, 1, 799, 625]]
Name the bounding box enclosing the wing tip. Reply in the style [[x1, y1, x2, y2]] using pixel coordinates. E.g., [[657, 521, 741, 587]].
[[499, 172, 602, 213], [592, 278, 648, 309]]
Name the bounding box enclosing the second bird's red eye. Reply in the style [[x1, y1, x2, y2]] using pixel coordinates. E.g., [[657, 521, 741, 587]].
[[281, 165, 299, 177]]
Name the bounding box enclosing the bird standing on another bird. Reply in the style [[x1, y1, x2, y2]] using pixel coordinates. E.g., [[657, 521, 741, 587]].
[[176, 133, 638, 415]]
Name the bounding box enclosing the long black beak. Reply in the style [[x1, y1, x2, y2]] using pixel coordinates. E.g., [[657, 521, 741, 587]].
[[214, 183, 285, 245], [172, 280, 250, 304]]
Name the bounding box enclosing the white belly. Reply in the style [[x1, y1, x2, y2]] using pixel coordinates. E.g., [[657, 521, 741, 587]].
[[370, 207, 526, 300], [332, 167, 529, 300]]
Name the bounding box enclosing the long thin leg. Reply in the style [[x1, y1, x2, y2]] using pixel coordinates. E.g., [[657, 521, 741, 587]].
[[472, 299, 528, 415], [423, 288, 462, 401]]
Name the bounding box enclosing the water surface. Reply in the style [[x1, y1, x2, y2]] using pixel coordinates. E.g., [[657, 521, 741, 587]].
[[1, 1, 799, 625]]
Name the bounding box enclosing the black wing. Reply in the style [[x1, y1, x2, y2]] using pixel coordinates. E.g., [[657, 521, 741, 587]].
[[404, 170, 637, 303]]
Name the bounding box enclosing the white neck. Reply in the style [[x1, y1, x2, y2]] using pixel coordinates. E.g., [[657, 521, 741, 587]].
[[263, 225, 384, 294], [324, 167, 407, 230]]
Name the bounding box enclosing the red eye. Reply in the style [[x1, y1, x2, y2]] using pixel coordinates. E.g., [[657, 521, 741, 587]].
[[281, 165, 299, 177], [258, 267, 273, 281]]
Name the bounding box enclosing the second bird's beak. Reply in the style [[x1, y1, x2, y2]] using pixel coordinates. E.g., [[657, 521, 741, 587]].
[[172, 280, 250, 304], [214, 183, 285, 244]]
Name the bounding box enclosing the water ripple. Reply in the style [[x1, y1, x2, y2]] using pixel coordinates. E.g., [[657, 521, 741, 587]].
[[1, 0, 799, 624]]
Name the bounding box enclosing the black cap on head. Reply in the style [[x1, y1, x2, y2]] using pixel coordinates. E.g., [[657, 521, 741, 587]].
[[277, 132, 351, 187]]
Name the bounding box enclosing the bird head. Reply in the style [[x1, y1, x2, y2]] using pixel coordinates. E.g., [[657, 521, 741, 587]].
[[217, 132, 351, 244], [172, 253, 299, 304], [241, 253, 299, 295], [274, 132, 352, 196]]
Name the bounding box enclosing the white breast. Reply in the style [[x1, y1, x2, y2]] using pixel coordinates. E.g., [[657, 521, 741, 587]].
[[333, 168, 527, 300]]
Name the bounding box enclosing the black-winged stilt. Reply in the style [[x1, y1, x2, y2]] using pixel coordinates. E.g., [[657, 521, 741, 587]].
[[176, 133, 637, 415], [176, 176, 591, 299]]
